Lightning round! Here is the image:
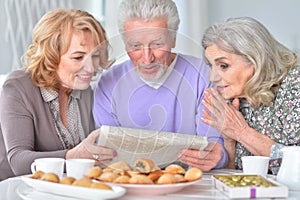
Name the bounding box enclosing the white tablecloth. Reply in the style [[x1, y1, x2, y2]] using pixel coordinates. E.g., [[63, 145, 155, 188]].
[[0, 169, 299, 200]]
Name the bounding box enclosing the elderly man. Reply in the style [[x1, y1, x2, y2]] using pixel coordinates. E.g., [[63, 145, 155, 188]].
[[93, 0, 228, 171]]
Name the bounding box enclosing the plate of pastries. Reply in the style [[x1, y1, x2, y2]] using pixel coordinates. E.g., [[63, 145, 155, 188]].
[[85, 158, 203, 196], [21, 170, 126, 200]]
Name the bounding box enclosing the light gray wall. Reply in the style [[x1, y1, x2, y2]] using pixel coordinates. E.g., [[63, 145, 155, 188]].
[[207, 0, 300, 53], [1, 0, 299, 75], [0, 0, 104, 75], [0, 1, 14, 74], [172, 0, 300, 59]]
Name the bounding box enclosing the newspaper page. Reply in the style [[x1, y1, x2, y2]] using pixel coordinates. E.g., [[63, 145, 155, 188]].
[[96, 125, 208, 166]]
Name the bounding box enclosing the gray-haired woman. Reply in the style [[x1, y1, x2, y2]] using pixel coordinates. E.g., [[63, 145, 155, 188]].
[[201, 16, 300, 174]]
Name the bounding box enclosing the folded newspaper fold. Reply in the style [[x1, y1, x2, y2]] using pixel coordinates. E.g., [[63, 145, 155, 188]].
[[96, 125, 208, 166]]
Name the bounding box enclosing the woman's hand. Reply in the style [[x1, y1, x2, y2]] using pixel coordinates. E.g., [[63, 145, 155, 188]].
[[201, 88, 250, 141], [179, 142, 222, 171], [66, 129, 117, 166]]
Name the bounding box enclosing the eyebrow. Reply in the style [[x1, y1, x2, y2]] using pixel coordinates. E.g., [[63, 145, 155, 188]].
[[151, 37, 162, 42], [214, 56, 227, 62], [71, 51, 86, 55]]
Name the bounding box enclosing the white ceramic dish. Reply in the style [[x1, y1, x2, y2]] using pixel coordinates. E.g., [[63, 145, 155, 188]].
[[21, 175, 126, 200], [113, 179, 201, 196], [17, 184, 75, 200]]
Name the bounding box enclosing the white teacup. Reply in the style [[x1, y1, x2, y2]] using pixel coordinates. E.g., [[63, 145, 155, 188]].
[[66, 158, 95, 179], [241, 156, 270, 177], [31, 158, 65, 178]]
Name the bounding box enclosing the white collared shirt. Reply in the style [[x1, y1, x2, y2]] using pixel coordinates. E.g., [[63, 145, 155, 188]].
[[141, 55, 178, 89]]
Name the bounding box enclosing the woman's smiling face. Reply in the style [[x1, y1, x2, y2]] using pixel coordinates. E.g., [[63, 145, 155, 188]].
[[57, 30, 98, 90], [205, 44, 255, 100]]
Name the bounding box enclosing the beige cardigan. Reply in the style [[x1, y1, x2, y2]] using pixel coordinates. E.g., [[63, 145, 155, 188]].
[[0, 70, 95, 180]]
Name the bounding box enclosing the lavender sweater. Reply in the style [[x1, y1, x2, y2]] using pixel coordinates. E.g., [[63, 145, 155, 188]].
[[93, 54, 228, 168]]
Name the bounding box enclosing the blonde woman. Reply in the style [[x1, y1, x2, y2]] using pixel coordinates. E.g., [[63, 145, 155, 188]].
[[0, 9, 116, 180]]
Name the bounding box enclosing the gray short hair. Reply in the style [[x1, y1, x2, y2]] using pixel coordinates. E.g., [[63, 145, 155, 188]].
[[118, 0, 180, 37], [202, 17, 297, 107]]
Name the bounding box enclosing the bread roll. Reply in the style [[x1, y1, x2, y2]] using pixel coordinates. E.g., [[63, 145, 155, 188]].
[[148, 170, 163, 181], [125, 170, 140, 177], [184, 167, 203, 181], [97, 171, 119, 182], [156, 173, 176, 184], [30, 170, 45, 179], [41, 173, 60, 183], [72, 177, 93, 187], [113, 175, 130, 184], [41, 173, 59, 183], [129, 174, 153, 184], [165, 164, 185, 175], [112, 169, 127, 176], [133, 158, 155, 173], [85, 166, 103, 179], [60, 176, 76, 185], [174, 174, 186, 183], [105, 161, 131, 172], [90, 182, 112, 190]]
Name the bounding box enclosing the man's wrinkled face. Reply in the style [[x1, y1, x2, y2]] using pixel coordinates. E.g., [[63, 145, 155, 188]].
[[123, 18, 175, 81]]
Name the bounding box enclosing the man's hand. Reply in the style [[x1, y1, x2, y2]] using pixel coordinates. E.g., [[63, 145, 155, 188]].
[[179, 142, 222, 171]]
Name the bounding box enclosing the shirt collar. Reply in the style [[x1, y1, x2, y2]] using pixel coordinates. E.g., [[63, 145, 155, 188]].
[[141, 54, 178, 89], [40, 87, 81, 102]]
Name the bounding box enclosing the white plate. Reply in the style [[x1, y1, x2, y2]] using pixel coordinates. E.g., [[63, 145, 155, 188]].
[[113, 179, 201, 196], [17, 184, 76, 200], [21, 175, 126, 200]]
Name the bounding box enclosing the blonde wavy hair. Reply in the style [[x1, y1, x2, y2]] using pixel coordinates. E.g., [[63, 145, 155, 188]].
[[202, 17, 297, 107], [21, 9, 109, 91]]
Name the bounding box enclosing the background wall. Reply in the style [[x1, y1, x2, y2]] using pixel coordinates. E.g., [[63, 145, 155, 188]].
[[207, 0, 300, 54], [0, 0, 104, 74], [104, 0, 300, 63], [1, 0, 299, 75]]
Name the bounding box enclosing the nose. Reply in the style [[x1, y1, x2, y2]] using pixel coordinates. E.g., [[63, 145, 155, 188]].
[[83, 55, 96, 73], [210, 66, 221, 83], [142, 47, 154, 64]]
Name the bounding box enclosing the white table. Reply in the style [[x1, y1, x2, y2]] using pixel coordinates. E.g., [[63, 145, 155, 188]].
[[0, 169, 299, 200]]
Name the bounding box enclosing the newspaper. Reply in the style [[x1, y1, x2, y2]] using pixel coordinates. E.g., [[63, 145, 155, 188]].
[[96, 125, 208, 166]]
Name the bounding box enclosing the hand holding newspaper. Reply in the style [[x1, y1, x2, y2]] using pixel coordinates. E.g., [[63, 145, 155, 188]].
[[96, 125, 208, 166]]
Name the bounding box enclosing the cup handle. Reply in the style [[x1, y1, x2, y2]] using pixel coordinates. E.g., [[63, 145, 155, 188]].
[[31, 162, 36, 173]]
